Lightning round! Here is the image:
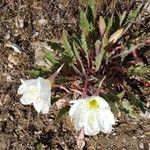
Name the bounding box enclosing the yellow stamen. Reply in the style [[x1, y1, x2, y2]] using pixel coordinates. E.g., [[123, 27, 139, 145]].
[[88, 99, 99, 109]]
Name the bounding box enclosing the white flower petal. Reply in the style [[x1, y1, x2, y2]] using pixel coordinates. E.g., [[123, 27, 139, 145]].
[[23, 79, 37, 85], [18, 79, 38, 94], [20, 95, 34, 105], [69, 100, 83, 117], [18, 77, 51, 114], [38, 77, 51, 114], [69, 96, 115, 135], [18, 84, 27, 95], [33, 98, 44, 113], [41, 97, 51, 114], [74, 109, 88, 130], [84, 112, 100, 135], [97, 109, 115, 133], [38, 77, 51, 96]]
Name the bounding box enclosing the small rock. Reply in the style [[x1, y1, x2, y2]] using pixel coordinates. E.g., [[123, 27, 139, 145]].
[[4, 33, 10, 40], [139, 142, 144, 149], [132, 136, 137, 140], [8, 54, 19, 65], [38, 19, 48, 26], [15, 16, 24, 28], [6, 75, 12, 82], [8, 63, 13, 68]]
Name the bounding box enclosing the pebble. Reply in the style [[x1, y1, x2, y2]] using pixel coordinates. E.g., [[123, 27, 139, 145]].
[[139, 142, 144, 149]]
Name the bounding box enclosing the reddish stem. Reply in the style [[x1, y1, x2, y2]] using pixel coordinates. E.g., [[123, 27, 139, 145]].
[[82, 76, 88, 98]]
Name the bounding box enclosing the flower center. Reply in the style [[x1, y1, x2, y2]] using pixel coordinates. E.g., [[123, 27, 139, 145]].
[[88, 99, 99, 109], [27, 86, 40, 99]]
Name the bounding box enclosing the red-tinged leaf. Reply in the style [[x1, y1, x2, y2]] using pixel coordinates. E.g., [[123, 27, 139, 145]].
[[98, 16, 106, 37], [109, 28, 124, 43]]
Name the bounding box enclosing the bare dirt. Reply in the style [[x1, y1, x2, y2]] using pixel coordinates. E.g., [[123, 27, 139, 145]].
[[0, 0, 150, 150]]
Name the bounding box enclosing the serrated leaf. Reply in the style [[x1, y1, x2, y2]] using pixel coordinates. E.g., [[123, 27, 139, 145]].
[[124, 4, 143, 32], [26, 70, 40, 78], [98, 16, 106, 37], [126, 91, 146, 113], [73, 42, 85, 75], [26, 67, 50, 78], [81, 32, 88, 55], [122, 100, 137, 118], [95, 48, 105, 71], [62, 30, 75, 64], [107, 15, 113, 32], [109, 28, 124, 43], [87, 0, 95, 14], [80, 9, 90, 35], [45, 51, 59, 66], [128, 65, 150, 79], [119, 11, 127, 26], [95, 38, 108, 71], [127, 4, 143, 23], [56, 106, 70, 121], [117, 91, 125, 99]]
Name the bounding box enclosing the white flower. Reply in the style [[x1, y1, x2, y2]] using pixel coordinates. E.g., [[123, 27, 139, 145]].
[[18, 77, 51, 114], [69, 96, 115, 135]]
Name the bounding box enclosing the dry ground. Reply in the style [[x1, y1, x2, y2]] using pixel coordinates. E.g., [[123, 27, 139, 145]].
[[0, 0, 150, 150]]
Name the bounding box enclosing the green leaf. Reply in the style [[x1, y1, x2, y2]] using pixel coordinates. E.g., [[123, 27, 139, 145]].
[[126, 91, 146, 113], [26, 70, 40, 78], [122, 100, 137, 118], [56, 106, 70, 121], [73, 42, 86, 75], [117, 91, 125, 99], [95, 38, 108, 71], [26, 67, 51, 78], [87, 0, 95, 14], [45, 51, 60, 66], [107, 15, 113, 32], [128, 65, 150, 79], [127, 4, 143, 23], [124, 4, 143, 32], [80, 9, 90, 35], [81, 32, 88, 55], [121, 44, 143, 62], [95, 48, 105, 71], [119, 11, 127, 26], [62, 30, 75, 64]]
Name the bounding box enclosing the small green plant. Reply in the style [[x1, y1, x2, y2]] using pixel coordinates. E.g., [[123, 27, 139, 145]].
[[17, 1, 150, 149], [42, 1, 149, 119]]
